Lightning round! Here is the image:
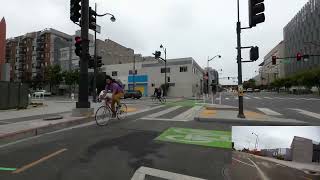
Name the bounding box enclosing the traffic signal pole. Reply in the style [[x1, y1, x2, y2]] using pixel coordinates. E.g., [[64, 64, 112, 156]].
[[92, 2, 97, 103], [237, 0, 245, 118], [76, 0, 90, 108]]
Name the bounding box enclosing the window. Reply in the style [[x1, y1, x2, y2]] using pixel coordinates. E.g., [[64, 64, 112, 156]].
[[112, 71, 118, 76], [161, 67, 170, 73], [180, 66, 188, 72]]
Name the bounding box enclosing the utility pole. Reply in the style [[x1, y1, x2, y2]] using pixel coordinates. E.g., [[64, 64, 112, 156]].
[[92, 2, 97, 102], [133, 55, 136, 91], [237, 0, 245, 118], [164, 48, 167, 96], [76, 0, 90, 109]]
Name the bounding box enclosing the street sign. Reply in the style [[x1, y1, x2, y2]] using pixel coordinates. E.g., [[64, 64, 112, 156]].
[[155, 127, 232, 149], [238, 85, 244, 96], [95, 24, 101, 33]]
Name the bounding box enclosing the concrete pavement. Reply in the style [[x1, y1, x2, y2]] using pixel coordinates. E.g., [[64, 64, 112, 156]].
[[231, 151, 320, 180], [0, 107, 232, 180]]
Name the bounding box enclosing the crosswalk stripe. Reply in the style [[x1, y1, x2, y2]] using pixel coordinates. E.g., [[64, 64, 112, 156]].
[[173, 106, 202, 121], [244, 97, 250, 99], [263, 97, 273, 99], [253, 97, 262, 99], [235, 97, 239, 100], [257, 108, 282, 116], [146, 106, 182, 118], [289, 109, 320, 119], [225, 98, 230, 100]]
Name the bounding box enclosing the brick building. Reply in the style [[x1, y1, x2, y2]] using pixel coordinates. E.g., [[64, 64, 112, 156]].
[[0, 17, 6, 80]]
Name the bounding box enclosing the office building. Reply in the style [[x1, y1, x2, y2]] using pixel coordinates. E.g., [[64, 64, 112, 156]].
[[283, 0, 320, 76], [291, 136, 313, 163]]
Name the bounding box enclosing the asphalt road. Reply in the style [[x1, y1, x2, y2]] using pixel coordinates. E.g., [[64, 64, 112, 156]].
[[231, 151, 320, 180], [0, 105, 233, 180], [216, 92, 320, 125]]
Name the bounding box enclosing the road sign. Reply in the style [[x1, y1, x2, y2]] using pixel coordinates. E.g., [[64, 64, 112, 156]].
[[155, 127, 232, 149], [95, 24, 101, 33]]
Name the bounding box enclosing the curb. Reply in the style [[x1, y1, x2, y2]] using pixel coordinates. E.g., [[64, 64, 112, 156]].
[[194, 117, 309, 126], [0, 117, 91, 145]]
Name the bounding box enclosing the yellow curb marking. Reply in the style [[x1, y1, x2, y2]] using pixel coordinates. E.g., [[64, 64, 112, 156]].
[[244, 111, 264, 118], [12, 148, 67, 174], [200, 110, 216, 118], [127, 107, 138, 113]]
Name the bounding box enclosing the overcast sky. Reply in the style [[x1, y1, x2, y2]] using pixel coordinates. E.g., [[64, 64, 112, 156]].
[[232, 126, 320, 151], [1, 0, 309, 84]]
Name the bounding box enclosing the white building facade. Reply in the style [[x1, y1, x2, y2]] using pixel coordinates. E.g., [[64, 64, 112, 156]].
[[101, 57, 204, 98]]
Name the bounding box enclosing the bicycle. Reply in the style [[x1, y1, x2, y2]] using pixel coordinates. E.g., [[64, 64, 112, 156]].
[[95, 99, 128, 126]]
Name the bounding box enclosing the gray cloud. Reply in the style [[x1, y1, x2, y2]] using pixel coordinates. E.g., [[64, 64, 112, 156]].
[[1, 0, 309, 84]]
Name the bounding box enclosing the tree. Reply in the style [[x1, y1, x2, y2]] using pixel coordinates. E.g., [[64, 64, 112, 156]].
[[44, 64, 63, 93], [312, 67, 320, 95], [63, 70, 79, 95]]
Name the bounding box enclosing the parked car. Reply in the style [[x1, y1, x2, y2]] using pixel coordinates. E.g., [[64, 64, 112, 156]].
[[124, 90, 142, 99], [246, 88, 253, 93], [254, 89, 260, 92], [32, 90, 52, 97]]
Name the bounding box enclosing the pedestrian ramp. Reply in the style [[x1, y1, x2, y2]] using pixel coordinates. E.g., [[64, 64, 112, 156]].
[[139, 106, 202, 122]]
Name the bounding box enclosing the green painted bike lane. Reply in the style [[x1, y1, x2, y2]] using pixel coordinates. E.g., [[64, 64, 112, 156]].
[[165, 99, 199, 107], [155, 127, 232, 149]]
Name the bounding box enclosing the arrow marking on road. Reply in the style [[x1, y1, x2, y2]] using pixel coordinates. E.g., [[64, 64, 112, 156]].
[[232, 158, 255, 168], [248, 158, 270, 180]]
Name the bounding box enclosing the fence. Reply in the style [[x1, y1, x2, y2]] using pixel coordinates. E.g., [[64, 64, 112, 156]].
[[0, 81, 29, 110]]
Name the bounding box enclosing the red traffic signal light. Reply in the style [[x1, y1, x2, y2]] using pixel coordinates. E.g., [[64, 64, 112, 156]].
[[272, 56, 276, 65], [296, 53, 302, 61], [74, 36, 82, 57]]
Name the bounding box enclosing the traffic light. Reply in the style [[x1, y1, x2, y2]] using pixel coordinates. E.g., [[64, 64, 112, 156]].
[[89, 7, 97, 31], [228, 77, 230, 80], [272, 56, 277, 65], [250, 46, 259, 61], [249, 0, 265, 27], [96, 56, 103, 67], [154, 51, 161, 59], [70, 0, 81, 23], [297, 53, 302, 61], [74, 36, 82, 57], [88, 56, 94, 69]]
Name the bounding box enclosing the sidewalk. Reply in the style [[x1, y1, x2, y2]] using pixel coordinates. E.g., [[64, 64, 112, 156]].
[[251, 153, 320, 173], [194, 104, 308, 125], [0, 103, 152, 145]]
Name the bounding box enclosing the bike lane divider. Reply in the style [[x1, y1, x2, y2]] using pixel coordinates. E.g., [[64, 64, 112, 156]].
[[155, 127, 232, 149], [12, 148, 67, 174], [0, 167, 17, 171]]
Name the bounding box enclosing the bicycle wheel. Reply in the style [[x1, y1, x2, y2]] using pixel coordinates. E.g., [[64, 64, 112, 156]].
[[117, 103, 127, 120], [95, 106, 112, 126]]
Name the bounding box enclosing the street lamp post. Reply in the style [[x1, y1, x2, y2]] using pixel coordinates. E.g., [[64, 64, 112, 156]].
[[252, 132, 259, 150], [92, 3, 116, 102], [160, 44, 167, 96]]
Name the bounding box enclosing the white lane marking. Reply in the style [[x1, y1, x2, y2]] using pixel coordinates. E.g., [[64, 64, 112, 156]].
[[139, 117, 189, 122], [146, 106, 182, 118], [263, 97, 273, 99], [131, 166, 206, 180], [289, 108, 320, 119], [253, 97, 262, 99], [257, 108, 282, 116], [276, 164, 286, 168], [232, 157, 255, 168], [248, 158, 270, 180], [173, 106, 202, 121]]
